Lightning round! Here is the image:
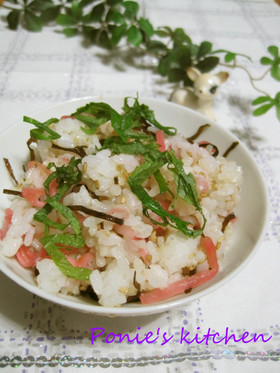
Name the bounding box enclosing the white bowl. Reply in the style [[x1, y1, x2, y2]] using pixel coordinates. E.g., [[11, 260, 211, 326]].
[[0, 96, 268, 316]]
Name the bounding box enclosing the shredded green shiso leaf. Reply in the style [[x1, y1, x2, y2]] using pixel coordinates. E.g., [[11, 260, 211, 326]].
[[33, 157, 92, 280], [26, 97, 206, 280], [24, 116, 60, 140]]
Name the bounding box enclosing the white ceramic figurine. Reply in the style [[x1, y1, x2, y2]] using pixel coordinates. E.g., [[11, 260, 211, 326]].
[[170, 67, 229, 121]]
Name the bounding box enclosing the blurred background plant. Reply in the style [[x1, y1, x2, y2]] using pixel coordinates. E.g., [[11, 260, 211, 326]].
[[1, 0, 279, 121]]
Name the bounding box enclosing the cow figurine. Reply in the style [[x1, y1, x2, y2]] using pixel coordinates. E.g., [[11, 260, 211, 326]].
[[170, 67, 229, 121]]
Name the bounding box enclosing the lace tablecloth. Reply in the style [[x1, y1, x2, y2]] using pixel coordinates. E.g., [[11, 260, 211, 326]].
[[0, 1, 280, 372]]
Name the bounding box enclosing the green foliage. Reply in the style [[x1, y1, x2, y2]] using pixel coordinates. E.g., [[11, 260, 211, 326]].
[[211, 46, 280, 122], [276, 92, 280, 121], [7, 10, 20, 29], [252, 92, 280, 121], [1, 1, 279, 122], [211, 49, 252, 63], [260, 45, 280, 81], [1, 0, 219, 79], [127, 24, 142, 46], [3, 0, 63, 30], [251, 46, 280, 120]]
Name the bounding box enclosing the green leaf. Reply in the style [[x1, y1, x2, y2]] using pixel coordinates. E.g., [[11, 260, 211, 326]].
[[252, 102, 275, 116], [211, 49, 252, 62], [154, 170, 173, 196], [146, 40, 167, 54], [197, 41, 212, 59], [45, 233, 84, 249], [167, 150, 201, 207], [195, 56, 219, 73], [183, 74, 193, 87], [83, 96, 174, 143], [47, 157, 82, 190], [24, 10, 43, 32], [157, 55, 170, 76], [111, 24, 127, 44], [38, 158, 82, 228], [41, 5, 61, 24], [275, 106, 280, 122], [27, 0, 54, 12], [81, 25, 99, 41], [123, 1, 139, 19], [63, 27, 79, 37], [128, 155, 167, 186], [189, 44, 199, 58], [224, 52, 235, 63], [159, 46, 192, 76], [5, 0, 23, 4], [43, 238, 91, 280], [56, 14, 75, 26], [138, 17, 154, 37], [82, 12, 94, 24], [106, 0, 123, 5], [170, 45, 192, 70], [252, 96, 273, 105], [36, 214, 68, 230], [45, 197, 82, 235], [106, 10, 126, 25], [72, 102, 112, 116], [260, 56, 273, 65], [167, 68, 187, 82], [90, 3, 105, 22], [122, 97, 177, 136], [103, 139, 158, 155], [72, 101, 113, 129], [271, 65, 280, 81], [275, 91, 280, 103], [268, 45, 279, 59], [127, 25, 142, 46], [172, 28, 192, 47], [7, 10, 20, 30], [74, 114, 107, 134], [98, 29, 111, 48], [24, 116, 60, 140], [71, 1, 83, 20], [128, 151, 205, 238], [274, 92, 280, 121], [155, 26, 172, 37], [80, 0, 98, 7]]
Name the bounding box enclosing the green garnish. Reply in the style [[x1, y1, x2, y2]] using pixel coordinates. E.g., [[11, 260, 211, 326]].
[[71, 97, 177, 141], [122, 97, 177, 136], [42, 234, 91, 280], [24, 116, 61, 140], [71, 102, 112, 135], [33, 157, 91, 280], [154, 170, 173, 196], [35, 158, 82, 229], [101, 136, 158, 155], [46, 157, 82, 189], [128, 150, 206, 238], [109, 96, 177, 142], [167, 150, 202, 211]]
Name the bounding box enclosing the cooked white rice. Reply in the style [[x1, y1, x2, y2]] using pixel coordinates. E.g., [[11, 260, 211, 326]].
[[0, 108, 242, 307]]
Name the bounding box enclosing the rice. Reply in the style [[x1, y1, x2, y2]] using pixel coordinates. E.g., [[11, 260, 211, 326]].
[[0, 99, 242, 307]]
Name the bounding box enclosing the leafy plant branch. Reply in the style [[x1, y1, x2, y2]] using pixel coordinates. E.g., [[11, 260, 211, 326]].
[[1, 0, 279, 121], [216, 46, 280, 120]]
